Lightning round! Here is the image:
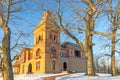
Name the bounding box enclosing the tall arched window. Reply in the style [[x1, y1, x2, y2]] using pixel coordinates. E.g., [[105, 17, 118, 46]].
[[52, 60, 55, 70], [54, 35, 57, 43], [38, 35, 41, 43], [28, 53, 30, 60], [36, 48, 41, 58], [37, 34, 43, 44]]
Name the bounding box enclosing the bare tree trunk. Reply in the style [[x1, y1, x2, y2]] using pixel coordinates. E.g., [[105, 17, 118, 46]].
[[111, 51, 116, 76], [84, 47, 95, 75], [2, 26, 14, 80], [108, 5, 118, 76], [83, 8, 96, 75], [111, 26, 117, 76], [84, 31, 95, 75]]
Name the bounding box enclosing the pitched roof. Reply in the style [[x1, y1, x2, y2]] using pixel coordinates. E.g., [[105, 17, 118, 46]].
[[33, 11, 57, 32], [61, 42, 80, 48]]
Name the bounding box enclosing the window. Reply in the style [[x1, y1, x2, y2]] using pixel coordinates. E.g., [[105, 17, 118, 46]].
[[36, 48, 41, 59], [74, 50, 81, 57], [28, 52, 32, 60], [21, 52, 26, 62], [61, 51, 66, 57], [22, 65, 24, 73], [28, 53, 30, 60], [38, 35, 41, 43], [36, 61, 40, 70], [54, 35, 57, 43], [37, 34, 43, 44], [52, 60, 55, 70]]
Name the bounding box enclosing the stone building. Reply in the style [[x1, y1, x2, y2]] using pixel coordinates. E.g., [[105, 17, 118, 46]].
[[13, 11, 86, 74]]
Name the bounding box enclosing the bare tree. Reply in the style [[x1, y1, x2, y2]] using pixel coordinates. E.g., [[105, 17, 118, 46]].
[[0, 0, 26, 80], [99, 0, 120, 76], [55, 0, 120, 76], [55, 0, 107, 76]]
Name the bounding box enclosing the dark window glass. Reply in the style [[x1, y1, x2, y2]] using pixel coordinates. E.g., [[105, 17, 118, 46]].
[[54, 35, 57, 43], [52, 60, 55, 70], [74, 50, 81, 57]]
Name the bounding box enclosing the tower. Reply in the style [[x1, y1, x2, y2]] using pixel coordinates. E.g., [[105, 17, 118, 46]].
[[33, 11, 61, 73]]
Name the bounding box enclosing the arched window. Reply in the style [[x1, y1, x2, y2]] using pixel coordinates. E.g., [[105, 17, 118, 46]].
[[28, 53, 30, 60], [54, 35, 57, 43], [37, 34, 43, 44], [36, 48, 41, 58], [38, 35, 41, 43], [52, 60, 55, 70]]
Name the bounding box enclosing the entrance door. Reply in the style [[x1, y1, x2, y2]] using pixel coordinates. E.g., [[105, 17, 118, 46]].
[[63, 62, 67, 71], [28, 63, 32, 74]]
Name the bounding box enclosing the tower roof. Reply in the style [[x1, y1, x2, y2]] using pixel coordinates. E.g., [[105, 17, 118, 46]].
[[36, 11, 56, 28], [39, 11, 52, 24]]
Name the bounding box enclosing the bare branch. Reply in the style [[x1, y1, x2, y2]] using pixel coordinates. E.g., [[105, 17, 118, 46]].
[[91, 31, 120, 36], [11, 0, 25, 5], [10, 33, 23, 50], [115, 50, 120, 53], [115, 38, 120, 43], [56, 0, 83, 48], [93, 11, 99, 22], [11, 54, 19, 62]]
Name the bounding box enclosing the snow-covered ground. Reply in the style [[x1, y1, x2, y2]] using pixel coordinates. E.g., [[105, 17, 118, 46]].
[[0, 73, 120, 80], [0, 73, 65, 80], [57, 73, 120, 80]]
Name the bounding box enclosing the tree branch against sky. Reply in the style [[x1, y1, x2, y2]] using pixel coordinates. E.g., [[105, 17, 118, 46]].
[[0, 0, 120, 79], [30, 0, 120, 76], [54, 0, 113, 76]]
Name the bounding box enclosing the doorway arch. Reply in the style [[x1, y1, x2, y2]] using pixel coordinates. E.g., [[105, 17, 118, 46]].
[[63, 62, 67, 71], [28, 63, 32, 74]]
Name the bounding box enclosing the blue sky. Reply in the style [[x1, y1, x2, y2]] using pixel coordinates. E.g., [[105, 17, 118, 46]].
[[0, 0, 120, 64]]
